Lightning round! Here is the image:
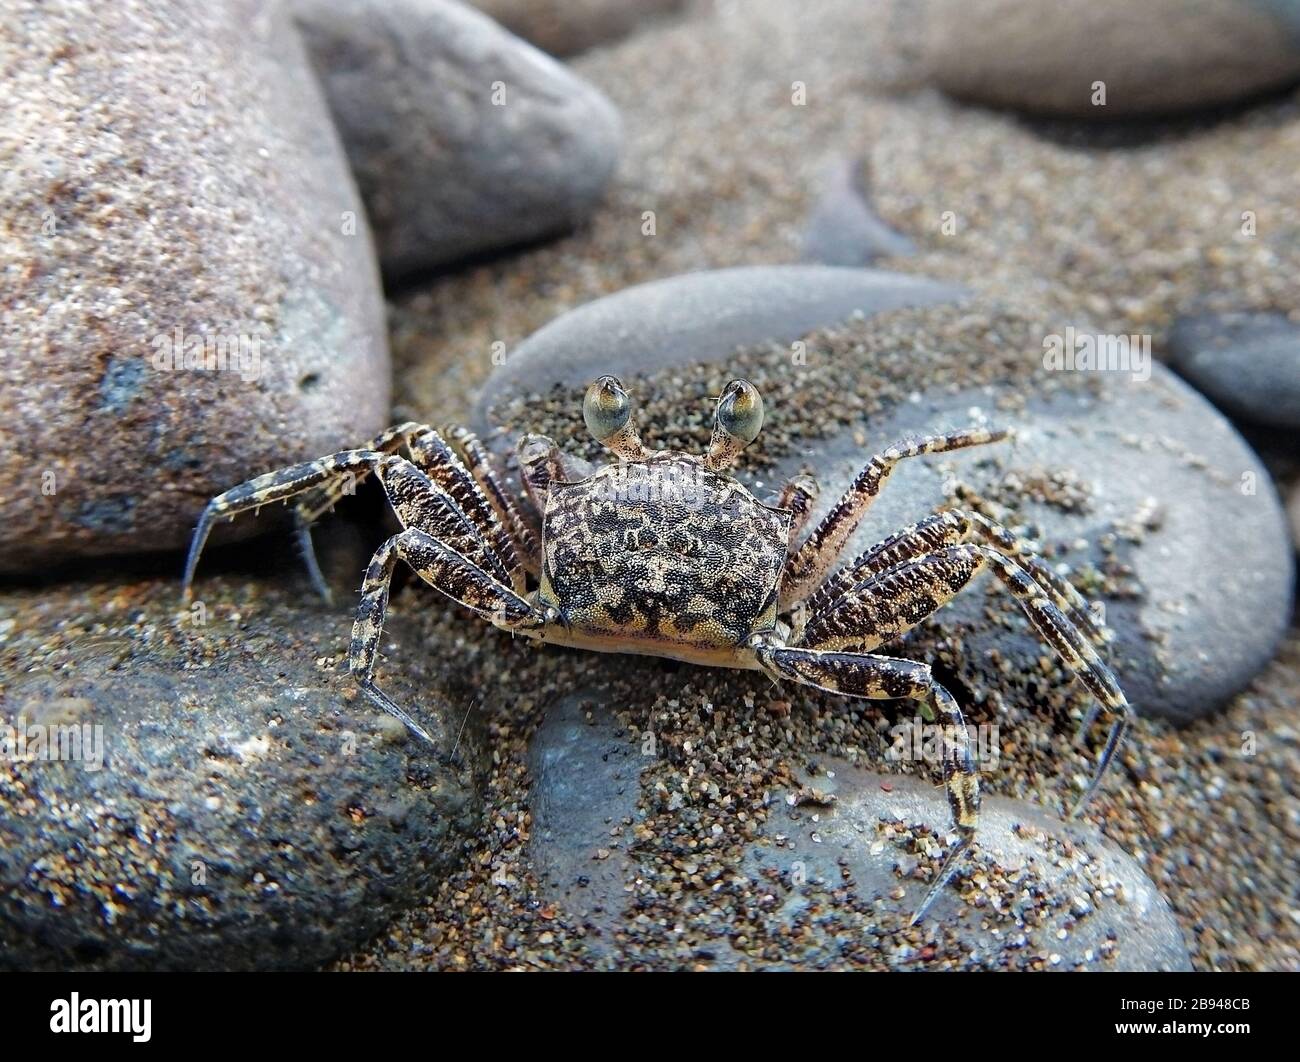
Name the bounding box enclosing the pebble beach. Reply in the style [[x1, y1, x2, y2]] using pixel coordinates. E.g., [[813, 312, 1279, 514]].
[[2, 0, 1296, 972]]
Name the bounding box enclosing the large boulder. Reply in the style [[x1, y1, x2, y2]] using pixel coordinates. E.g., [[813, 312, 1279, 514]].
[[0, 0, 390, 572]]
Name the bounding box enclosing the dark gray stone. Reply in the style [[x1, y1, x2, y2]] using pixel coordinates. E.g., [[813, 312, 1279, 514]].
[[1290, 481, 1300, 552], [763, 371, 1293, 724], [529, 692, 643, 959], [0, 584, 480, 971], [0, 0, 389, 571], [752, 761, 1192, 971], [295, 0, 622, 278], [1168, 311, 1300, 431], [800, 157, 914, 267], [527, 698, 1191, 970], [476, 265, 962, 424]]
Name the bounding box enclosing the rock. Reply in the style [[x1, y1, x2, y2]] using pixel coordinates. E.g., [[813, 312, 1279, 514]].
[[1289, 481, 1300, 553], [529, 691, 641, 960], [478, 269, 1293, 723], [921, 0, 1300, 118], [0, 577, 480, 971], [751, 761, 1192, 970], [294, 0, 623, 278], [765, 371, 1293, 726], [0, 0, 389, 573], [800, 157, 914, 267], [470, 0, 685, 57], [528, 697, 1191, 970], [475, 265, 961, 425], [1168, 311, 1300, 431]]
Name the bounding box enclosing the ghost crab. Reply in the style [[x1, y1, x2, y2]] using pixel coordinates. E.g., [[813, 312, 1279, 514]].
[[183, 375, 1133, 922]]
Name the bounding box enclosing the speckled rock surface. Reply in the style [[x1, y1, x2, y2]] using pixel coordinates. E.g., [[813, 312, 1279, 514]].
[[763, 373, 1293, 725], [1168, 311, 1300, 430], [476, 272, 1293, 723], [528, 694, 1190, 970], [921, 0, 1300, 118], [0, 570, 481, 971], [800, 157, 915, 267], [0, 0, 389, 572], [474, 266, 961, 426], [470, 0, 684, 57], [529, 691, 640, 962], [294, 0, 622, 278]]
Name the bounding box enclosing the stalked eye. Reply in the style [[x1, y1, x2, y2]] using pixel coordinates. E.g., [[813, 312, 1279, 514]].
[[583, 375, 632, 442], [716, 379, 764, 444]]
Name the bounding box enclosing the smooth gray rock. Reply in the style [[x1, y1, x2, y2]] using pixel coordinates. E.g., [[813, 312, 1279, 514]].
[[800, 157, 915, 267], [295, 0, 623, 278], [0, 0, 389, 572], [922, 0, 1300, 118], [763, 372, 1293, 724], [0, 583, 479, 971], [476, 266, 962, 424], [1290, 481, 1300, 553], [752, 762, 1192, 971], [1168, 311, 1300, 431], [529, 691, 642, 960], [527, 697, 1191, 970]]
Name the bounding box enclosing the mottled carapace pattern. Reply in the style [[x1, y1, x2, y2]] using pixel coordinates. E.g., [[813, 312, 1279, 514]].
[[540, 453, 788, 653]]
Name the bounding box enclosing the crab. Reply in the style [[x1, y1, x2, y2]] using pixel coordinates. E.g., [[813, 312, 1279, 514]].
[[182, 375, 1133, 922]]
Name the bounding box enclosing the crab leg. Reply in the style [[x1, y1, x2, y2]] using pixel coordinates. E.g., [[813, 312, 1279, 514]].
[[444, 425, 542, 574], [802, 509, 1107, 646], [797, 544, 1133, 818], [183, 446, 523, 599], [780, 428, 1012, 608], [291, 422, 431, 600], [288, 423, 527, 599], [755, 644, 979, 924], [185, 424, 529, 597], [183, 448, 389, 599], [293, 423, 429, 526], [407, 428, 525, 592], [774, 474, 820, 548], [349, 527, 542, 745]]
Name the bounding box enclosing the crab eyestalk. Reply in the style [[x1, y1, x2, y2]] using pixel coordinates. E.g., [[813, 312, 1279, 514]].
[[705, 379, 764, 470], [583, 375, 649, 460]]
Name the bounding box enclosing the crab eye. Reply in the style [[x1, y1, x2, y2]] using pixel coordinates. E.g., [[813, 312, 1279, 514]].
[[716, 379, 764, 444], [583, 375, 632, 442]]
